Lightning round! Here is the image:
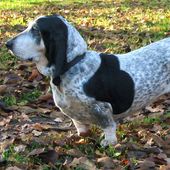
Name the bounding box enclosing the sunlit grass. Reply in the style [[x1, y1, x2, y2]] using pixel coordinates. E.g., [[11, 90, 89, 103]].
[[0, 0, 45, 10]]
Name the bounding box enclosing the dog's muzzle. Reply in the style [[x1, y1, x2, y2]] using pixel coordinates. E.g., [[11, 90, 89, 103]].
[[5, 39, 14, 50]]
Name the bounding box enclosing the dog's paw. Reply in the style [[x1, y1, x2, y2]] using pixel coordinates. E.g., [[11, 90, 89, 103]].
[[100, 138, 117, 147]]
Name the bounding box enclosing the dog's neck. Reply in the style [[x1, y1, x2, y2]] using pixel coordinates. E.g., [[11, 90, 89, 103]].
[[52, 52, 86, 86]]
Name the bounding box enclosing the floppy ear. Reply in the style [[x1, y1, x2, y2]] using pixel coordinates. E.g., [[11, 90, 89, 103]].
[[37, 16, 68, 84], [48, 29, 67, 76], [58, 16, 87, 62]]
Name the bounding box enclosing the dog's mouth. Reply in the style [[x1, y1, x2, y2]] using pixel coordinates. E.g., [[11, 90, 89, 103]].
[[7, 49, 33, 61]]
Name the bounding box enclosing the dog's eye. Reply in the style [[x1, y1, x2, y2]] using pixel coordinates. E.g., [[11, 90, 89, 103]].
[[31, 25, 39, 32]]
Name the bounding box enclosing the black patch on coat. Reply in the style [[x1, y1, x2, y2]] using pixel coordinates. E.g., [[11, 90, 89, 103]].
[[36, 15, 68, 84], [83, 53, 135, 114]]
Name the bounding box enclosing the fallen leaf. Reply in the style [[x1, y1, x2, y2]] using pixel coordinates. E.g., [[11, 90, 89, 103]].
[[122, 159, 129, 165], [20, 113, 31, 122], [21, 124, 32, 133], [19, 106, 37, 114], [6, 166, 22, 170], [54, 117, 63, 123], [32, 123, 44, 131], [27, 148, 45, 157], [150, 124, 163, 133], [38, 150, 58, 164], [66, 149, 84, 157], [0, 138, 15, 153], [68, 157, 97, 170], [4, 73, 21, 84], [152, 134, 166, 147], [38, 93, 53, 102], [32, 130, 42, 137], [137, 160, 155, 170], [160, 164, 170, 170], [0, 101, 13, 113], [97, 156, 117, 169], [28, 69, 42, 81], [148, 156, 167, 165], [75, 138, 87, 144], [0, 115, 12, 126], [0, 85, 7, 94], [14, 145, 26, 153]]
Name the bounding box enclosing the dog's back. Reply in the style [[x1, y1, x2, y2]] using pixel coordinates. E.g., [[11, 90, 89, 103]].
[[118, 38, 170, 113]]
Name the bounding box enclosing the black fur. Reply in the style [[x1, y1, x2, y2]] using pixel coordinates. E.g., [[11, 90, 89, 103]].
[[37, 15, 68, 85], [83, 53, 135, 114]]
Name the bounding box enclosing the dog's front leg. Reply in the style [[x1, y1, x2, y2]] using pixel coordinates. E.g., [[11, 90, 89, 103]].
[[100, 122, 117, 147], [72, 119, 91, 137], [92, 102, 117, 146], [50, 79, 68, 109]]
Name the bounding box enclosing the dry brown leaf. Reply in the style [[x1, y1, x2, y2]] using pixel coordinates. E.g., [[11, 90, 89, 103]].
[[137, 160, 156, 170], [33, 123, 53, 131], [0, 138, 15, 153], [38, 93, 53, 102], [38, 150, 58, 164], [14, 145, 26, 153], [0, 85, 7, 94], [21, 124, 33, 133], [19, 106, 37, 114], [97, 156, 117, 169], [148, 155, 167, 165], [68, 157, 97, 170], [28, 69, 41, 81], [160, 164, 170, 170], [4, 73, 21, 84], [20, 113, 31, 122], [32, 130, 42, 137], [75, 138, 87, 144], [6, 166, 22, 170], [66, 149, 85, 157], [0, 115, 12, 126], [152, 134, 166, 147], [32, 123, 44, 131], [151, 124, 163, 133], [27, 148, 45, 157], [54, 117, 63, 123]]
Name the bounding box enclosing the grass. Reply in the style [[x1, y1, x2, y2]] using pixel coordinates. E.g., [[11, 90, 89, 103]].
[[1, 88, 42, 106], [18, 89, 42, 105], [2, 145, 29, 163]]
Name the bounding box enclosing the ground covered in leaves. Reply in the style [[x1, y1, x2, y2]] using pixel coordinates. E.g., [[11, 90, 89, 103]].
[[0, 0, 170, 169]]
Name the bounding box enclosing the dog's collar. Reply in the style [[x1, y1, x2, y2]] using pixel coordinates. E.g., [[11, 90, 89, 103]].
[[52, 53, 86, 86], [62, 52, 86, 74]]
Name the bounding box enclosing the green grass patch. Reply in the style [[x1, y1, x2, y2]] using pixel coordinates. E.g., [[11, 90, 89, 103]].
[[2, 95, 17, 106], [2, 145, 29, 163], [0, 0, 46, 10], [1, 88, 42, 106], [18, 88, 42, 105], [98, 145, 121, 158]]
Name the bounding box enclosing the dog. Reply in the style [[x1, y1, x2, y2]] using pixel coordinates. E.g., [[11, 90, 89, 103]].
[[6, 15, 170, 146]]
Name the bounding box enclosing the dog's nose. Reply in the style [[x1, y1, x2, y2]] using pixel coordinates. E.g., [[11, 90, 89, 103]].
[[5, 40, 13, 50]]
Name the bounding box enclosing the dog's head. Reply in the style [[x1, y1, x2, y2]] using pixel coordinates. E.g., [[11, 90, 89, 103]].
[[6, 15, 87, 77]]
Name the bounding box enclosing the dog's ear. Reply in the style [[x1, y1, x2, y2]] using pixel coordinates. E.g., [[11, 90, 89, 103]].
[[57, 16, 87, 62], [37, 16, 68, 80]]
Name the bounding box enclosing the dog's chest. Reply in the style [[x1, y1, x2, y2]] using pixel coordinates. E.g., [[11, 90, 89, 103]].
[[50, 51, 102, 119], [51, 83, 95, 121]]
